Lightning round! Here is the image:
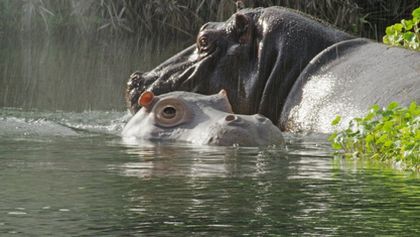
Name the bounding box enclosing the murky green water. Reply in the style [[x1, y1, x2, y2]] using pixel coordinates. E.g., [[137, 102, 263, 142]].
[[1, 108, 419, 236]]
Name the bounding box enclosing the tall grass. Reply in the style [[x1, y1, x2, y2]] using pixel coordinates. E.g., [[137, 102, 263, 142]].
[[245, 0, 419, 39], [1, 0, 419, 43], [0, 0, 236, 43]]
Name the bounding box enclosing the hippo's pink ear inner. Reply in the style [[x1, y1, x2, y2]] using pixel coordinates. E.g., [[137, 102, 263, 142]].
[[138, 91, 154, 107], [218, 89, 228, 97]]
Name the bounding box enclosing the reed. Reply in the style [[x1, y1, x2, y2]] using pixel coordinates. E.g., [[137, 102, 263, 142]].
[[1, 0, 418, 43]]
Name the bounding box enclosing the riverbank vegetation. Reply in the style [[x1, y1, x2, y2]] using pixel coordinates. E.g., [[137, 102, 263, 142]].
[[329, 102, 420, 172], [1, 0, 418, 44], [383, 6, 420, 51]]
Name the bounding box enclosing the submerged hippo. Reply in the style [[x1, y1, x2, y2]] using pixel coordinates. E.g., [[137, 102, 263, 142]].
[[126, 6, 420, 133], [122, 90, 284, 146]]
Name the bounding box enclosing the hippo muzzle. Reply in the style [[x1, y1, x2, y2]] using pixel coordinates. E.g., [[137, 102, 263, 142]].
[[204, 114, 284, 146]]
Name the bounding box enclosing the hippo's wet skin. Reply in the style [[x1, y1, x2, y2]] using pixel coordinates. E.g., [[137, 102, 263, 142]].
[[126, 6, 420, 133], [281, 38, 420, 132], [122, 90, 284, 146]]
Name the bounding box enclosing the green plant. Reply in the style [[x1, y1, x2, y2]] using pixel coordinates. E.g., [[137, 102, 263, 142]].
[[383, 6, 420, 50], [329, 102, 420, 171]]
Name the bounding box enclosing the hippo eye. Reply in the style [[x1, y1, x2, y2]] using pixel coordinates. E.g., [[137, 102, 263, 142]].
[[154, 98, 191, 128], [199, 36, 208, 48], [161, 106, 177, 119], [197, 35, 211, 52]]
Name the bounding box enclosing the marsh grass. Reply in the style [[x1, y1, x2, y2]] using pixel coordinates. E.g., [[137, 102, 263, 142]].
[[1, 0, 419, 44]]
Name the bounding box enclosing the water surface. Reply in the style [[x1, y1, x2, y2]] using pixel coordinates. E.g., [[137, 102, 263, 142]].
[[1, 108, 419, 236]]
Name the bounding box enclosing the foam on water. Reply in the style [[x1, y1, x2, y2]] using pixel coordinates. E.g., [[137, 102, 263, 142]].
[[0, 108, 129, 137]]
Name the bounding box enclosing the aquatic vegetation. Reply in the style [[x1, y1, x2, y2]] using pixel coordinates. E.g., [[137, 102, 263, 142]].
[[329, 102, 420, 171], [383, 6, 420, 51]]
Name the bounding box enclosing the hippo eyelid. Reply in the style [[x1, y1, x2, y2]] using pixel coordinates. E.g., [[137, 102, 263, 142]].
[[199, 36, 209, 47], [197, 35, 211, 53], [196, 30, 220, 55], [153, 98, 192, 128]]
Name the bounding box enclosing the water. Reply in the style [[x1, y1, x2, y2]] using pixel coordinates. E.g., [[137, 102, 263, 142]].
[[1, 108, 419, 236]]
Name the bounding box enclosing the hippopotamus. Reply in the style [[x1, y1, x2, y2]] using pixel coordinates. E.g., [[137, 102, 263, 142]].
[[126, 6, 420, 133], [122, 90, 284, 146]]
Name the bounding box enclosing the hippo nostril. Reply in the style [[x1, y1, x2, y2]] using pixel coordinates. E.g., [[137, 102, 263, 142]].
[[130, 71, 143, 79], [127, 71, 145, 91], [225, 114, 240, 122], [255, 114, 268, 122], [225, 114, 235, 122]]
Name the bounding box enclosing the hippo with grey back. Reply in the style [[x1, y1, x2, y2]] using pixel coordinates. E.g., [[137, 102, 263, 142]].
[[126, 6, 420, 133], [122, 90, 284, 146]]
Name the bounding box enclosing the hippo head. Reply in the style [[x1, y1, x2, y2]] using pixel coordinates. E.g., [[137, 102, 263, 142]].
[[122, 90, 284, 146], [126, 7, 351, 126], [127, 9, 261, 115]]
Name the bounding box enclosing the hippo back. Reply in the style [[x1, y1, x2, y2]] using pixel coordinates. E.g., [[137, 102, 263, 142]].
[[281, 38, 420, 133]]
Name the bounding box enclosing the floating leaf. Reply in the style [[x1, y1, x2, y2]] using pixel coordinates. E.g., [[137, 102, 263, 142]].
[[401, 19, 413, 30], [365, 134, 374, 143], [331, 116, 342, 126], [403, 31, 415, 41], [394, 23, 404, 32], [387, 101, 399, 110], [412, 7, 420, 18], [383, 36, 390, 44], [385, 25, 395, 35], [371, 104, 380, 112], [409, 101, 417, 114]]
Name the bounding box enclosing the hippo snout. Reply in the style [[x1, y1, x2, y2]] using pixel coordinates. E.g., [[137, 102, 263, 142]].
[[223, 114, 269, 127], [126, 72, 145, 114], [206, 113, 284, 146]]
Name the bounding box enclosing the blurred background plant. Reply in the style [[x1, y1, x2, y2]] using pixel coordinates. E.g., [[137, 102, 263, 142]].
[[1, 0, 419, 43]]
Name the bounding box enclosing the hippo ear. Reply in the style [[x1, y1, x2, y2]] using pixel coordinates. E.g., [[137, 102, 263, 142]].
[[138, 91, 155, 109], [218, 89, 228, 97], [234, 0, 245, 11], [233, 13, 252, 44], [217, 89, 234, 113]]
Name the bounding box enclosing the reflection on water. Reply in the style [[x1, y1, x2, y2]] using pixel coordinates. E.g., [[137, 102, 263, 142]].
[[0, 109, 419, 236]]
